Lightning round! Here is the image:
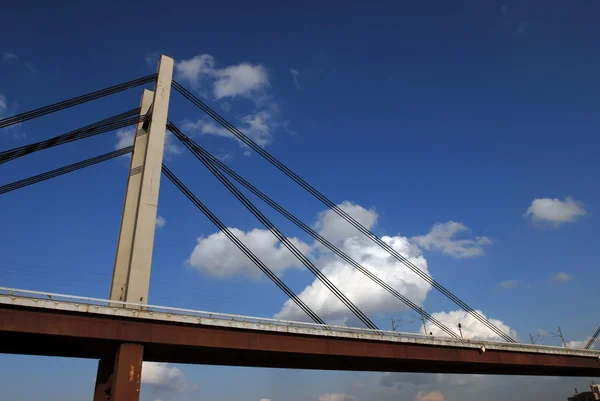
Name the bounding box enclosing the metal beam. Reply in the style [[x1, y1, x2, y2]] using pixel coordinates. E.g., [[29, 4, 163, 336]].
[[1, 304, 599, 377], [92, 343, 144, 401]]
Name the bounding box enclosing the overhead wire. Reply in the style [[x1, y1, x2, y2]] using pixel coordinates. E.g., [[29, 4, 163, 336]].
[[161, 164, 327, 326], [172, 129, 459, 338], [0, 75, 156, 129], [0, 109, 143, 164], [0, 146, 133, 195], [172, 80, 514, 342], [168, 123, 379, 331]]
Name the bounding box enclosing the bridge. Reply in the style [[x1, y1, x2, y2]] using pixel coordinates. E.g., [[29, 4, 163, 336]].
[[1, 55, 599, 401]]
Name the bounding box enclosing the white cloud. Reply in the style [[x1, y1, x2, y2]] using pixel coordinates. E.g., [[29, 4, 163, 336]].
[[175, 54, 269, 100], [164, 131, 182, 157], [411, 221, 492, 259], [2, 52, 18, 61], [554, 272, 573, 282], [142, 362, 189, 391], [290, 68, 300, 88], [313, 201, 378, 245], [524, 197, 587, 226], [187, 228, 311, 279], [114, 128, 181, 157], [319, 394, 356, 401], [567, 338, 597, 350], [115, 128, 135, 150], [498, 279, 519, 289], [425, 309, 516, 341], [276, 203, 431, 325], [182, 110, 274, 148], [213, 63, 269, 99], [174, 54, 216, 88], [567, 339, 587, 349], [516, 21, 528, 35], [156, 216, 166, 229], [415, 391, 445, 401]]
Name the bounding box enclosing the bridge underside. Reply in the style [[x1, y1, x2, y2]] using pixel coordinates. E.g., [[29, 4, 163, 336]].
[[1, 304, 599, 377]]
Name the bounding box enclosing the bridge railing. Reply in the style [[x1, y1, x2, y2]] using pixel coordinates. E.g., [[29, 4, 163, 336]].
[[2, 286, 599, 357], [0, 286, 430, 338]]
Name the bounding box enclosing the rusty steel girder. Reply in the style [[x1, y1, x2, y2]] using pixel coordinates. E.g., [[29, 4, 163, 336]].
[[1, 303, 599, 376]]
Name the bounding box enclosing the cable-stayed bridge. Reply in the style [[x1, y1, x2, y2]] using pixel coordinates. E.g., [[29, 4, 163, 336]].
[[1, 55, 599, 401]]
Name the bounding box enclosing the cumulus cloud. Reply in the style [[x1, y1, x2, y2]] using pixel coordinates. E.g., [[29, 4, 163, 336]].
[[498, 279, 519, 289], [156, 216, 166, 229], [425, 309, 516, 341], [174, 54, 216, 88], [174, 54, 287, 151], [290, 68, 300, 88], [524, 197, 587, 226], [553, 272, 573, 282], [411, 221, 492, 258], [115, 128, 135, 150], [182, 109, 275, 148], [142, 362, 189, 391], [415, 391, 445, 401], [318, 394, 356, 401], [2, 52, 18, 61], [275, 233, 431, 324], [275, 202, 431, 325], [187, 228, 311, 279], [114, 128, 181, 157], [213, 63, 269, 99], [314, 201, 378, 245], [567, 338, 597, 350], [175, 54, 268, 100]]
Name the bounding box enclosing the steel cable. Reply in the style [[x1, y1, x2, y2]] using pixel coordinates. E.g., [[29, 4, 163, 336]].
[[0, 109, 144, 164], [169, 123, 378, 331], [161, 165, 327, 326], [171, 128, 459, 338], [0, 147, 133, 195], [172, 81, 514, 342], [0, 75, 156, 129]]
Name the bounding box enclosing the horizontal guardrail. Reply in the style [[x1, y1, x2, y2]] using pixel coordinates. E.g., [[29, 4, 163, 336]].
[[1, 286, 599, 358]]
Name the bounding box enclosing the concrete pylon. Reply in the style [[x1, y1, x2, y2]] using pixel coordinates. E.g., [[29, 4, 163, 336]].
[[109, 55, 174, 306], [95, 55, 173, 401]]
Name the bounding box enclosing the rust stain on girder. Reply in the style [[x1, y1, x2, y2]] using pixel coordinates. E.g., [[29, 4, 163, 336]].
[[0, 303, 598, 376]]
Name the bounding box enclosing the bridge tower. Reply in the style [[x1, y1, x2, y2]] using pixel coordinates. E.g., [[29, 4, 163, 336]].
[[94, 54, 173, 401]]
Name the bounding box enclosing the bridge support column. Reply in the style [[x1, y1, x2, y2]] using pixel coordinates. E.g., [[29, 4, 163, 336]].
[[93, 343, 144, 401], [109, 54, 174, 305], [109, 89, 154, 303]]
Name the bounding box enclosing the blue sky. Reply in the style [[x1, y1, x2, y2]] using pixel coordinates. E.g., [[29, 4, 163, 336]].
[[1, 1, 599, 400]]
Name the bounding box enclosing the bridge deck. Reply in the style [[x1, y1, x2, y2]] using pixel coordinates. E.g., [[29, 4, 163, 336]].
[[1, 288, 599, 376]]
